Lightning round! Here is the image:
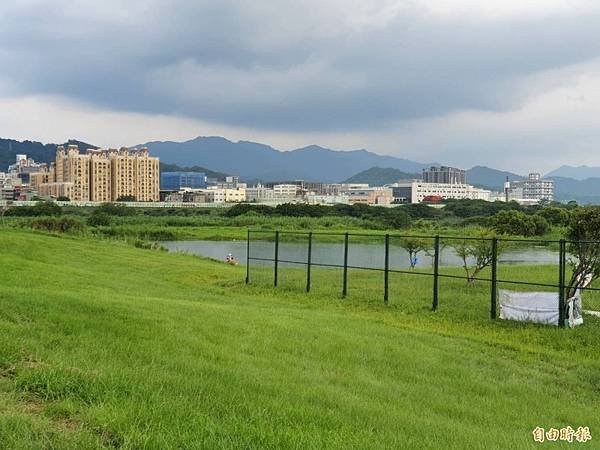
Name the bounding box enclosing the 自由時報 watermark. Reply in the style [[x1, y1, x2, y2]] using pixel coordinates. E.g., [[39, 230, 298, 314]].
[[532, 426, 591, 443]]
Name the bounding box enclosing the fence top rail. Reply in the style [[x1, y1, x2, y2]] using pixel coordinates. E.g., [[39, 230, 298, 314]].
[[248, 229, 600, 245], [247, 229, 600, 246], [493, 238, 556, 244]]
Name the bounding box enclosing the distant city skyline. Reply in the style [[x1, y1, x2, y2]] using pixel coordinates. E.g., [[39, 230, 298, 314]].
[[1, 1, 600, 173]]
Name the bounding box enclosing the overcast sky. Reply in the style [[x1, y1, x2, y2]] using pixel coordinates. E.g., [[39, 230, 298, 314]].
[[1, 0, 600, 173]]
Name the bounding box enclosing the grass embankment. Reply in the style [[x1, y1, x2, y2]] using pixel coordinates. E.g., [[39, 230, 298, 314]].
[[0, 230, 598, 449]]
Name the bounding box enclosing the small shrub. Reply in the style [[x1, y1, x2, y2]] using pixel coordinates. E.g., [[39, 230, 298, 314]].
[[87, 212, 112, 227], [30, 217, 85, 234], [133, 239, 165, 250], [95, 203, 136, 216]]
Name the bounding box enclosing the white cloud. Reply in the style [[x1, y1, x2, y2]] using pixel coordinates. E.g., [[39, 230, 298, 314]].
[[421, 0, 599, 18]]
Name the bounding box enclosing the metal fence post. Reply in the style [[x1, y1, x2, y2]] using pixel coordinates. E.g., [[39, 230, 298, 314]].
[[432, 235, 440, 311], [274, 231, 279, 287], [245, 229, 250, 284], [306, 232, 312, 293], [342, 232, 349, 298], [558, 239, 566, 328], [490, 237, 498, 319], [384, 234, 390, 305]]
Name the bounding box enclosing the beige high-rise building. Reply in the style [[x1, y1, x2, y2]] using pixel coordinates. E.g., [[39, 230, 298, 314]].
[[133, 149, 160, 202], [39, 145, 159, 202], [89, 150, 112, 202], [54, 145, 90, 201]]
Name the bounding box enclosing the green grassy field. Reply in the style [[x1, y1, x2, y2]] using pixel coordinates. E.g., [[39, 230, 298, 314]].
[[0, 229, 598, 449]]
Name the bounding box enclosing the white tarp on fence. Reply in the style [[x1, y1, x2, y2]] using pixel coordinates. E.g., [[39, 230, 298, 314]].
[[499, 290, 583, 327]]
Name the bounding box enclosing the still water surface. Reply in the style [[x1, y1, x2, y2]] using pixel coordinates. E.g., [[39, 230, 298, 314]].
[[162, 240, 559, 269]]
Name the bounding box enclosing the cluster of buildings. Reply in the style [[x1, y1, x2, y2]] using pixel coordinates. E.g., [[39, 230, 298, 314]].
[[161, 174, 393, 206], [1, 154, 49, 201], [0, 146, 555, 206], [1, 145, 159, 202]]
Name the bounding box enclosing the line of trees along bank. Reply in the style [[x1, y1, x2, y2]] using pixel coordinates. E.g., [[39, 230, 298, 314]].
[[1, 198, 580, 236]]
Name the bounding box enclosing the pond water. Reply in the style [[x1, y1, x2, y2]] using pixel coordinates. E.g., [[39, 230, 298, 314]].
[[161, 239, 559, 269]]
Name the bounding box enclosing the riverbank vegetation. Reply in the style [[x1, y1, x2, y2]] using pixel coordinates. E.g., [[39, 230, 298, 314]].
[[1, 199, 577, 242], [0, 229, 599, 448]]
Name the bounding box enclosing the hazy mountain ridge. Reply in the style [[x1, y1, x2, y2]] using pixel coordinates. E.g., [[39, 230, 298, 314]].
[[546, 165, 600, 180], [2, 135, 600, 204], [465, 166, 524, 191], [141, 136, 431, 182]]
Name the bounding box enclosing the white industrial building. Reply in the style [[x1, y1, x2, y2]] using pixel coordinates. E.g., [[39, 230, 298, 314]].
[[390, 181, 491, 203], [273, 184, 298, 199], [245, 184, 276, 202], [507, 173, 554, 203]]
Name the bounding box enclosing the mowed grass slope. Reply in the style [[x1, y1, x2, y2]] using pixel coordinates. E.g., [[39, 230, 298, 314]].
[[0, 230, 598, 449]]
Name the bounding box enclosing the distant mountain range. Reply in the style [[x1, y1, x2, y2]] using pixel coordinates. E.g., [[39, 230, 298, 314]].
[[545, 165, 600, 180], [3, 135, 600, 203], [141, 136, 431, 183], [465, 166, 523, 191]]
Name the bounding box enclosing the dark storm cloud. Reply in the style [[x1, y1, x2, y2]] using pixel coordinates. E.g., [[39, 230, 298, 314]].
[[1, 1, 600, 132]]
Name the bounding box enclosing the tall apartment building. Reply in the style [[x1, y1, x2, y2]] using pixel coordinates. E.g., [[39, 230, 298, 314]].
[[109, 149, 131, 199], [55, 145, 91, 201], [39, 145, 159, 202], [89, 150, 112, 202], [422, 166, 466, 184]]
